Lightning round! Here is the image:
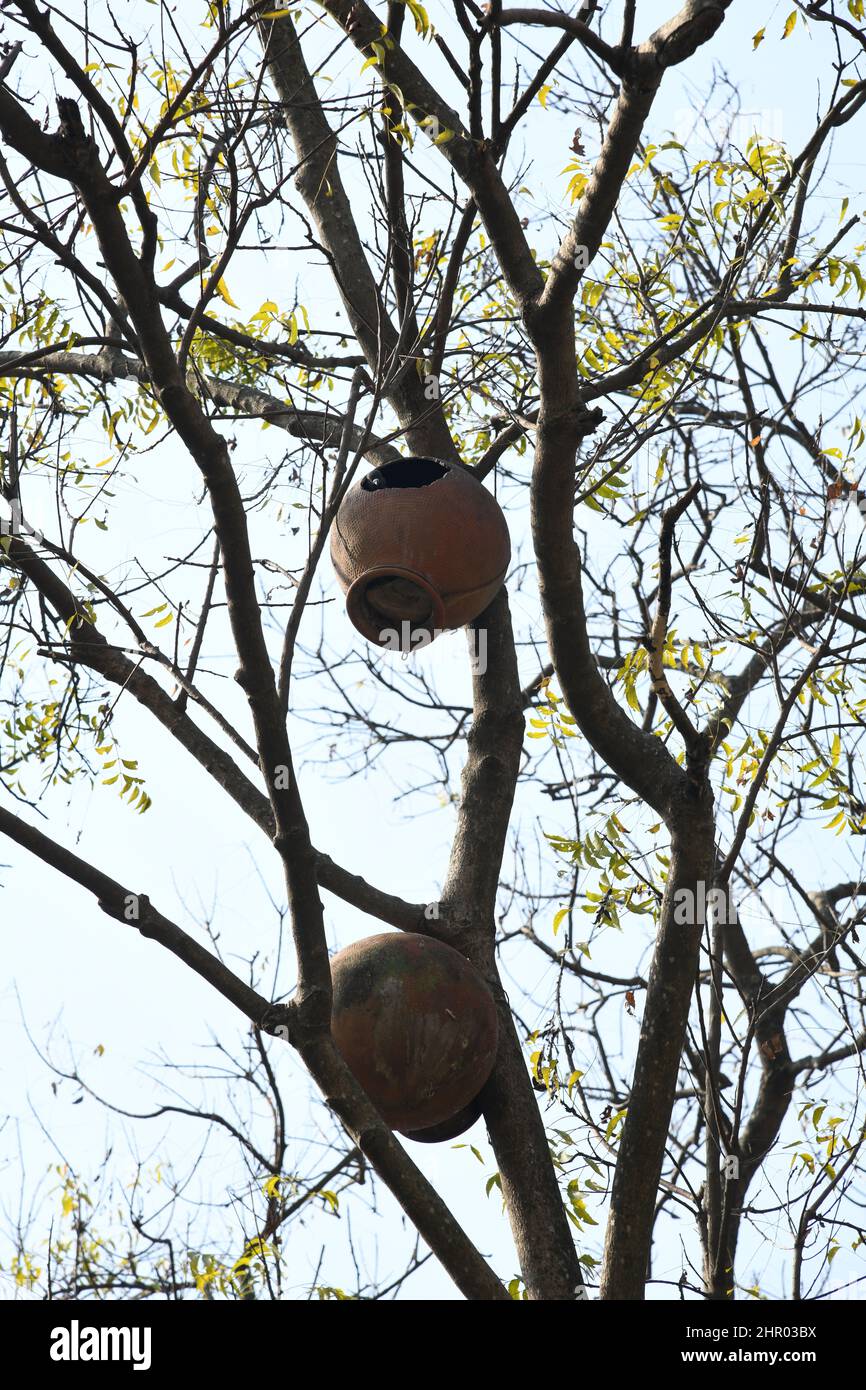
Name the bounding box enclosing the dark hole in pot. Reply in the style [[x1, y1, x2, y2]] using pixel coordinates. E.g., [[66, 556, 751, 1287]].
[[361, 458, 449, 491], [365, 575, 434, 627]]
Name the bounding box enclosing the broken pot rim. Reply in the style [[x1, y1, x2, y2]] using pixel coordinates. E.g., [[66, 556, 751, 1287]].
[[360, 455, 454, 490]]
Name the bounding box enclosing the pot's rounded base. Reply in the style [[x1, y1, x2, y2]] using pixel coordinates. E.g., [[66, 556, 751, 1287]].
[[400, 1093, 485, 1143]]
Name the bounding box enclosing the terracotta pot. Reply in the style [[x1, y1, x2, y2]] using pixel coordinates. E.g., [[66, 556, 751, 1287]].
[[329, 931, 498, 1135], [330, 457, 510, 647]]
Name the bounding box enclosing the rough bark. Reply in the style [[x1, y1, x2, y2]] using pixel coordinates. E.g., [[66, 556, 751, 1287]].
[[439, 590, 586, 1299]]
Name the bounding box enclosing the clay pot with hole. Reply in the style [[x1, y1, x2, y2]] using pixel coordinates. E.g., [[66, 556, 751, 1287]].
[[329, 457, 511, 648], [329, 932, 498, 1136]]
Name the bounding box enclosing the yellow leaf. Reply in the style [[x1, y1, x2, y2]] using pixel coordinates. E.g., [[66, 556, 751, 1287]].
[[782, 11, 797, 38], [215, 278, 239, 308], [538, 85, 553, 109], [752, 27, 765, 48], [405, 0, 431, 35]]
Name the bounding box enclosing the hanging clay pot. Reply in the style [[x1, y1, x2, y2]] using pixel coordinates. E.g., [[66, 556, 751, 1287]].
[[329, 931, 498, 1136], [330, 457, 510, 648]]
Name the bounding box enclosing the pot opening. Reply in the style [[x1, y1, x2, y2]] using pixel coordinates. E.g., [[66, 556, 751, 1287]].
[[345, 565, 446, 648], [365, 574, 435, 627], [361, 457, 449, 491]]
